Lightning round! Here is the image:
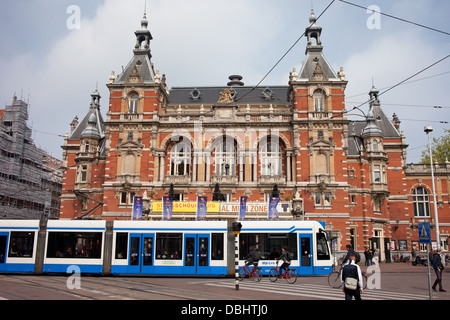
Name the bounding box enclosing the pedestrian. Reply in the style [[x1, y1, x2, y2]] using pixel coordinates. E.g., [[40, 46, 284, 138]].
[[364, 248, 372, 266], [340, 253, 364, 300], [432, 249, 446, 292]]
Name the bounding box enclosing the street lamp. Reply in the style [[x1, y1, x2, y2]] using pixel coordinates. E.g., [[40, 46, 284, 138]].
[[424, 125, 441, 250]]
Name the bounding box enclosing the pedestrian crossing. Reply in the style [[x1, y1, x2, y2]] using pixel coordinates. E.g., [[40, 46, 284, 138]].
[[203, 279, 429, 300]]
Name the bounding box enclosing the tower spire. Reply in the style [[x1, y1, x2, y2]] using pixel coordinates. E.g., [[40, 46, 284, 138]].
[[305, 7, 322, 54]]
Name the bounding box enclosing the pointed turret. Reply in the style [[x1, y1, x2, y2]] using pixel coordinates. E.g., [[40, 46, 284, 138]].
[[114, 13, 156, 84], [68, 89, 104, 140], [297, 10, 339, 81]]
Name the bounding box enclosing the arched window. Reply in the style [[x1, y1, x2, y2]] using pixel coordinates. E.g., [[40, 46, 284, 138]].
[[215, 138, 236, 176], [129, 94, 139, 113], [260, 139, 282, 175], [412, 187, 430, 217], [313, 90, 324, 112], [170, 141, 191, 176]]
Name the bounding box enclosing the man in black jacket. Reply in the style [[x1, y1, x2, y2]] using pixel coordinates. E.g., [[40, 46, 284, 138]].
[[432, 249, 446, 292], [340, 253, 364, 300], [245, 246, 261, 271]]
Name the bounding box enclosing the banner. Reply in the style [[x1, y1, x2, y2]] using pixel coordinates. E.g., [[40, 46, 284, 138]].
[[268, 197, 280, 220], [132, 196, 143, 220], [239, 196, 248, 220], [196, 196, 208, 220], [152, 201, 220, 213], [162, 196, 173, 221]]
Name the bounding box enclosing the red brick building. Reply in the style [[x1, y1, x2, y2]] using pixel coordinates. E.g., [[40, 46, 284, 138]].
[[60, 12, 449, 259]]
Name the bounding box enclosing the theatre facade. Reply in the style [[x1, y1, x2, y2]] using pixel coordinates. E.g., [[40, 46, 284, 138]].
[[60, 11, 450, 259]]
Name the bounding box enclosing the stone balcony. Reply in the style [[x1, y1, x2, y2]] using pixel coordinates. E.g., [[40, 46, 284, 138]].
[[258, 175, 286, 185], [164, 175, 191, 185], [211, 175, 238, 185]]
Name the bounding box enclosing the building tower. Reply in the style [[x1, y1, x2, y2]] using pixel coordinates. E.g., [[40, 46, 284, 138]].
[[288, 9, 349, 219], [101, 12, 169, 219]]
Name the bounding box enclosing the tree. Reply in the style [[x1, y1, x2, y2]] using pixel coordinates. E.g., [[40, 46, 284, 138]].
[[420, 129, 450, 164]]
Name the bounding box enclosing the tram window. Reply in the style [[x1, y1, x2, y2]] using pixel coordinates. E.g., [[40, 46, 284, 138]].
[[316, 232, 330, 260], [115, 233, 128, 259], [155, 233, 182, 260], [239, 233, 298, 260], [8, 232, 34, 258], [46, 232, 102, 258], [0, 236, 6, 263], [211, 233, 224, 260]]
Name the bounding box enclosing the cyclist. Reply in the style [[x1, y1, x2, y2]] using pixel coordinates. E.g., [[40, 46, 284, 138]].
[[276, 246, 291, 276], [245, 246, 261, 271], [341, 244, 359, 265]]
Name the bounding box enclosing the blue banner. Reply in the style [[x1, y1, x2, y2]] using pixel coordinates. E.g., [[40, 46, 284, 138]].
[[268, 197, 280, 220], [239, 196, 248, 220], [132, 196, 143, 220], [162, 196, 173, 221], [196, 196, 208, 220]]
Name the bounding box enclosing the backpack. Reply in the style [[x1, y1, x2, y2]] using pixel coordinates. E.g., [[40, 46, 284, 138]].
[[354, 251, 361, 264], [286, 251, 294, 261]]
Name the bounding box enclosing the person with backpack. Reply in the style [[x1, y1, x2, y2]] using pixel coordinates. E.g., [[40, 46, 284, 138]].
[[340, 253, 364, 300], [276, 246, 292, 277]]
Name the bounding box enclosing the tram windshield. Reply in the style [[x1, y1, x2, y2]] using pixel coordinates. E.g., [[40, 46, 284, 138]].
[[316, 231, 330, 260]]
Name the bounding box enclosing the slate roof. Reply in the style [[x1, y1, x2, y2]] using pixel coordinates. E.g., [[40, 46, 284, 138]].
[[169, 85, 290, 105], [115, 51, 155, 84], [69, 91, 105, 141], [347, 104, 401, 156], [298, 51, 339, 80]]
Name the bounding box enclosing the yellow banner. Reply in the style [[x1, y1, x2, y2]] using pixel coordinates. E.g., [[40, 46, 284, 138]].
[[152, 201, 221, 213]]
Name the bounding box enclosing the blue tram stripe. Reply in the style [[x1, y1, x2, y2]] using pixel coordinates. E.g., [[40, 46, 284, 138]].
[[0, 227, 39, 230], [114, 228, 227, 232], [240, 227, 312, 232], [47, 227, 105, 231]]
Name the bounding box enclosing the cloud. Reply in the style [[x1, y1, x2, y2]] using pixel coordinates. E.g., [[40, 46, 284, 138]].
[[0, 0, 448, 163], [342, 30, 450, 163]]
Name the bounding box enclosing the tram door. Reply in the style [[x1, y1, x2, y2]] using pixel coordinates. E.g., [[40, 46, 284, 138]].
[[184, 234, 210, 275], [128, 233, 154, 274], [0, 234, 7, 265], [299, 234, 313, 275]]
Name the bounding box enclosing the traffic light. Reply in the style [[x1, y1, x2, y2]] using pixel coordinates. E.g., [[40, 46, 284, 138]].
[[232, 222, 242, 235]]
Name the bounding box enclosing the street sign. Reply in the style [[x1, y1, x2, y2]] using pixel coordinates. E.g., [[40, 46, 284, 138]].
[[418, 222, 431, 244]]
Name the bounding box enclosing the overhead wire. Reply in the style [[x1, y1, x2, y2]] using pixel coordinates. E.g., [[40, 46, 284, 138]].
[[338, 0, 450, 36]]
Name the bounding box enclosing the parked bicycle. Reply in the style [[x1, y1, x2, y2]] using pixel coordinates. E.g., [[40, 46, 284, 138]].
[[328, 265, 367, 289], [392, 254, 410, 263], [239, 261, 263, 282], [268, 260, 298, 284]]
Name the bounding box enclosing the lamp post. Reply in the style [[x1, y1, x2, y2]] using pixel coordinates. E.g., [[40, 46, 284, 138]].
[[424, 125, 441, 250]]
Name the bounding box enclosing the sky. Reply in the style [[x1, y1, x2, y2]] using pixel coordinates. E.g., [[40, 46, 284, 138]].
[[0, 0, 449, 163]]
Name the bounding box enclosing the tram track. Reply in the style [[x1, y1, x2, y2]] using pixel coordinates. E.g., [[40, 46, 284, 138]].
[[0, 275, 94, 300], [0, 274, 237, 300]]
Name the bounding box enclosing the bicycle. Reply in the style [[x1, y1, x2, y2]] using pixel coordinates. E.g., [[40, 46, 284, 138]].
[[239, 261, 263, 282], [268, 260, 298, 284], [328, 265, 367, 289]]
